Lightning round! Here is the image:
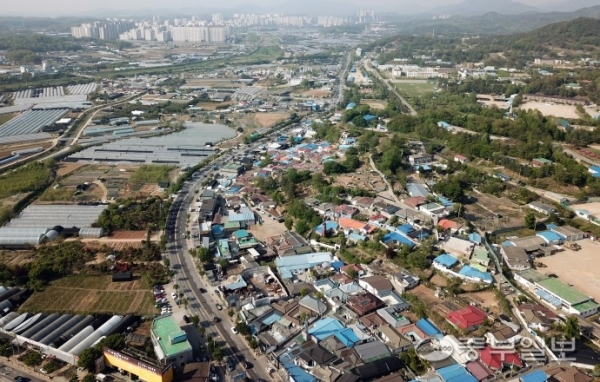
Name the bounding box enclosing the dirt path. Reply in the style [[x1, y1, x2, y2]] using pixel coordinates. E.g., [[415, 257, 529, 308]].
[[92, 179, 108, 201]]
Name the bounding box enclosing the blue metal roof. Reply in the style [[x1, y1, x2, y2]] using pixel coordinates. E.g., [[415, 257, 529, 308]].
[[545, 223, 558, 230], [536, 231, 564, 242], [398, 224, 415, 234], [520, 370, 548, 382], [436, 364, 478, 382], [468, 233, 482, 244], [382, 232, 414, 248], [364, 114, 377, 122], [335, 327, 360, 347], [416, 318, 441, 336], [276, 252, 334, 279], [308, 317, 345, 341], [535, 289, 562, 308], [590, 165, 600, 177], [282, 363, 316, 382], [406, 183, 430, 198], [348, 232, 367, 241], [314, 221, 339, 233], [459, 265, 494, 283], [211, 225, 224, 236], [437, 196, 454, 207], [232, 229, 249, 239], [434, 254, 458, 268], [331, 261, 344, 271]]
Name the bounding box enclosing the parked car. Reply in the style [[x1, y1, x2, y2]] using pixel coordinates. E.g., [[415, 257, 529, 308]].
[[231, 326, 238, 334], [226, 358, 235, 372], [242, 361, 252, 369], [183, 315, 190, 324], [216, 303, 223, 310]]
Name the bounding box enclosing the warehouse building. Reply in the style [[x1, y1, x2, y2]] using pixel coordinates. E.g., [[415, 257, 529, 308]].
[[515, 269, 599, 317]]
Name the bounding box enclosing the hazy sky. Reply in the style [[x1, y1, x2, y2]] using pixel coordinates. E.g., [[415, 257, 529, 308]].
[[1, 0, 571, 17]]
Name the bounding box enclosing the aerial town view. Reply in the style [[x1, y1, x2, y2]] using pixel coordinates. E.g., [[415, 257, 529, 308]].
[[1, 0, 600, 382]]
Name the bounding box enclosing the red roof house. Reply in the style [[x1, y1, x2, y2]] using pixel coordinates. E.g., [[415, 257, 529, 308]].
[[446, 306, 488, 332], [478, 346, 522, 370]]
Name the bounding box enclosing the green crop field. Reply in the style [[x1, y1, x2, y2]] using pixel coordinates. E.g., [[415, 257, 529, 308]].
[[20, 275, 156, 315], [393, 81, 438, 98]]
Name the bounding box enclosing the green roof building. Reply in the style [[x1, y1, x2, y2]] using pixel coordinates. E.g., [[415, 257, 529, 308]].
[[151, 315, 193, 368], [536, 278, 599, 317]]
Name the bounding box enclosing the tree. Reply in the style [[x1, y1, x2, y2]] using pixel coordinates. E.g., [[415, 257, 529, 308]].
[[99, 334, 126, 351], [197, 247, 213, 263], [191, 315, 200, 327], [299, 287, 309, 297], [69, 375, 79, 382], [295, 219, 311, 236], [346, 268, 358, 279], [235, 321, 251, 336], [77, 347, 102, 372], [563, 315, 581, 340], [219, 259, 229, 270], [228, 309, 235, 317], [212, 347, 224, 362], [82, 375, 96, 382], [524, 212, 536, 229], [299, 311, 309, 323], [284, 217, 293, 230]]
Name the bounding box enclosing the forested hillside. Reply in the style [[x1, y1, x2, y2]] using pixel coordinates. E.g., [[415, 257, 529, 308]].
[[475, 17, 600, 55]]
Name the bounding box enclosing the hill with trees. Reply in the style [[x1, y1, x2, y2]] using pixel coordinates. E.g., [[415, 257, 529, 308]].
[[474, 17, 600, 55]]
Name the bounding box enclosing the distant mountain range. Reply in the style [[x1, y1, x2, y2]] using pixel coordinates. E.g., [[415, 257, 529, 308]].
[[421, 0, 538, 17], [392, 5, 600, 36], [72, 0, 600, 19]]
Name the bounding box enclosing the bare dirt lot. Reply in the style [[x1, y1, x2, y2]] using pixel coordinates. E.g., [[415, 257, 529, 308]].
[[301, 89, 331, 98], [518, 102, 597, 119], [466, 192, 525, 232], [186, 79, 243, 88], [57, 163, 87, 177], [254, 112, 290, 128], [248, 211, 287, 241], [572, 202, 600, 216], [20, 275, 155, 315], [537, 239, 600, 302], [463, 290, 501, 315]]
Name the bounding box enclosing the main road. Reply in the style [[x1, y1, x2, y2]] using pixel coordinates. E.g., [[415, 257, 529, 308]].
[[364, 59, 418, 116], [166, 119, 300, 381]]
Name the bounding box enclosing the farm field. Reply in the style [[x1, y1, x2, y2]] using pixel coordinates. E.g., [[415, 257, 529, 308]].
[[361, 100, 387, 110], [20, 275, 156, 315], [254, 112, 290, 128], [537, 239, 600, 303], [111, 231, 147, 240], [301, 89, 330, 98], [393, 80, 437, 98]]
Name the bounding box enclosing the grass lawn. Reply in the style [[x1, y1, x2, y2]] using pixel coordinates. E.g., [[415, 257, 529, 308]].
[[20, 275, 156, 315], [394, 81, 437, 98]]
